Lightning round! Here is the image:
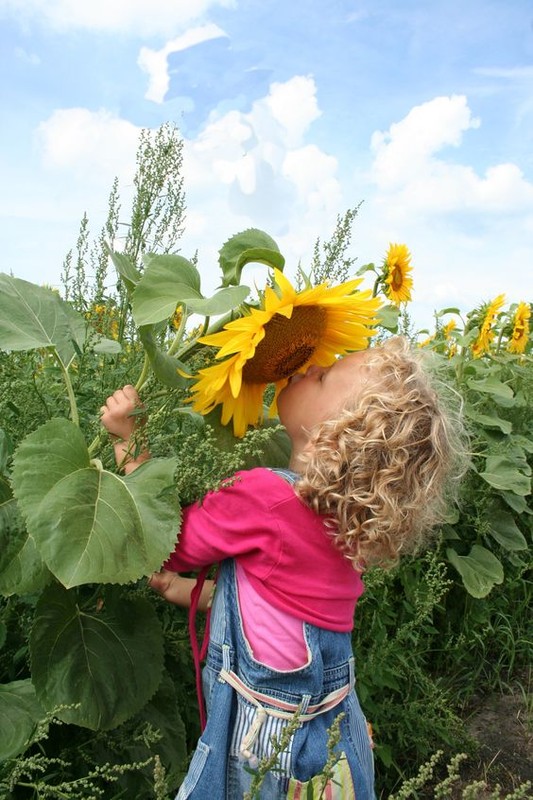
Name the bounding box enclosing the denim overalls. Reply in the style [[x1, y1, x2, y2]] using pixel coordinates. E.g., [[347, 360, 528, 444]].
[[176, 554, 375, 799]]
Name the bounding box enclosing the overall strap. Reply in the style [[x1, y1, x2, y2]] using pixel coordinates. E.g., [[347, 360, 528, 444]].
[[189, 565, 216, 731]]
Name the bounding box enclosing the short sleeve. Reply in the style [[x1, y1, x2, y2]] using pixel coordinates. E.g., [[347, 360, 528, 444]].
[[163, 470, 283, 577]]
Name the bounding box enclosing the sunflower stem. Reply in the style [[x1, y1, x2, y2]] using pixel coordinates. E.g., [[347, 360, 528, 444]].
[[167, 307, 188, 357]]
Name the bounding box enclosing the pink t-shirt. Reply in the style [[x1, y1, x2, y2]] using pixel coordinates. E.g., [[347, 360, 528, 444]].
[[164, 468, 364, 666]]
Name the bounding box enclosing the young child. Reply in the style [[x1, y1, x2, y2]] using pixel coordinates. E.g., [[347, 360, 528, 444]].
[[101, 336, 463, 800]]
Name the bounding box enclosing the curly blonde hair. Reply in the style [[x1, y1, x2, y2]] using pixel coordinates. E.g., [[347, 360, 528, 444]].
[[295, 336, 467, 569]]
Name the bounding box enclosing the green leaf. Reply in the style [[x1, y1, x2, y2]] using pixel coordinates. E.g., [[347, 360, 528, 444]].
[[121, 673, 188, 788], [132, 255, 202, 326], [0, 273, 121, 366], [486, 509, 528, 551], [12, 419, 180, 587], [500, 491, 533, 515], [30, 583, 164, 730], [93, 337, 122, 355], [465, 406, 513, 434], [138, 326, 190, 388], [0, 273, 81, 366], [466, 376, 515, 402], [0, 679, 46, 759], [446, 545, 504, 597], [186, 285, 250, 316], [377, 304, 400, 332], [106, 247, 141, 294], [479, 455, 531, 496], [0, 502, 51, 596], [436, 307, 461, 316], [219, 229, 285, 287]]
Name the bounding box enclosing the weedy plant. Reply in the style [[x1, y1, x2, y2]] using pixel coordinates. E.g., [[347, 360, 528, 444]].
[[0, 123, 531, 799]]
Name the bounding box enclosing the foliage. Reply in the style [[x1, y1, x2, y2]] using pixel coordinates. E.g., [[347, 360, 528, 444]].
[[0, 123, 531, 798]]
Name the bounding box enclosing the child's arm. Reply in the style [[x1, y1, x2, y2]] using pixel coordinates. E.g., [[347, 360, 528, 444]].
[[149, 570, 215, 612], [100, 385, 150, 474]]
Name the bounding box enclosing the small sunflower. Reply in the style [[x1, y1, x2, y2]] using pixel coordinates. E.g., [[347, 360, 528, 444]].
[[383, 243, 413, 304], [472, 294, 505, 358], [507, 301, 531, 354], [190, 269, 382, 436]]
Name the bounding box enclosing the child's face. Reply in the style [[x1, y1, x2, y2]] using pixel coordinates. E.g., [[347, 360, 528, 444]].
[[278, 350, 370, 444]]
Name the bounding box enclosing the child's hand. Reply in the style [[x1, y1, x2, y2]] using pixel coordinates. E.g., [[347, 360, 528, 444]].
[[100, 385, 149, 473], [100, 385, 143, 441]]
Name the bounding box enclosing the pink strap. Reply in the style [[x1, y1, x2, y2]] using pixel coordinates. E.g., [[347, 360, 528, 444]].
[[188, 566, 215, 731]]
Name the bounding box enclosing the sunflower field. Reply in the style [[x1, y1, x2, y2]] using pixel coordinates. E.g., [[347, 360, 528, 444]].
[[0, 124, 531, 799]]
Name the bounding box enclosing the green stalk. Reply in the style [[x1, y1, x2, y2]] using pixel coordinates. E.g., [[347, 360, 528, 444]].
[[53, 349, 79, 427], [135, 352, 151, 393]]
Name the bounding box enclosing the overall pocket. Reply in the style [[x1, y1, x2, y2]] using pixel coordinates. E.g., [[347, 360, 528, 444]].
[[287, 754, 355, 799]]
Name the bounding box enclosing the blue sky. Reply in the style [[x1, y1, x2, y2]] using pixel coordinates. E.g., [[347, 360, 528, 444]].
[[1, 0, 532, 330]]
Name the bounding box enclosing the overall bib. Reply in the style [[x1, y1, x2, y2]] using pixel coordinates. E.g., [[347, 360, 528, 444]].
[[177, 558, 375, 799]]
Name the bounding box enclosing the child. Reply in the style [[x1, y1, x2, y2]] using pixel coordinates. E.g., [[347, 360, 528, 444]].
[[101, 336, 464, 800]]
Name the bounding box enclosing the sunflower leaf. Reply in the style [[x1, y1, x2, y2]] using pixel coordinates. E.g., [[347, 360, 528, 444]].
[[186, 285, 250, 316], [12, 419, 180, 587], [219, 229, 285, 287], [30, 583, 165, 730], [106, 245, 141, 294], [0, 679, 47, 759], [132, 254, 203, 326], [376, 304, 400, 332], [138, 326, 191, 388]]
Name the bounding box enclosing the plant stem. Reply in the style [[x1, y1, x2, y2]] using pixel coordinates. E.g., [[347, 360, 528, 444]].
[[53, 350, 79, 427], [135, 353, 151, 392]]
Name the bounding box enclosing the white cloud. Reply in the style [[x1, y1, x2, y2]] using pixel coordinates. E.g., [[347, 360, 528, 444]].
[[36, 108, 140, 182], [0, 0, 235, 36], [138, 24, 228, 103], [369, 94, 533, 215]]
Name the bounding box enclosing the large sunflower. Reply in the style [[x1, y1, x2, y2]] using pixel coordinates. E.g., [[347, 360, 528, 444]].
[[190, 269, 382, 437], [383, 243, 413, 304], [472, 294, 505, 358], [508, 301, 531, 354]]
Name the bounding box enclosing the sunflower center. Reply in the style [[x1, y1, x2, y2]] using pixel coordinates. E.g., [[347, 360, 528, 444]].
[[391, 266, 403, 290], [242, 305, 327, 384]]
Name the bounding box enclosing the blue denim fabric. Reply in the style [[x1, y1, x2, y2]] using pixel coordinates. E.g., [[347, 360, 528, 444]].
[[176, 559, 375, 799]]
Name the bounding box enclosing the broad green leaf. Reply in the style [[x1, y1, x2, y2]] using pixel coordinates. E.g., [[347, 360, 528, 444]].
[[0, 273, 80, 365], [0, 679, 46, 759], [377, 304, 400, 332], [0, 497, 51, 596], [486, 509, 528, 551], [466, 376, 515, 402], [0, 273, 120, 366], [138, 326, 190, 388], [116, 673, 188, 791], [12, 419, 180, 587], [30, 583, 164, 730], [446, 545, 504, 598], [465, 406, 513, 434], [500, 491, 533, 515], [93, 337, 122, 355], [106, 246, 141, 294], [479, 455, 531, 496], [132, 255, 202, 326], [186, 285, 250, 316], [219, 229, 285, 287]]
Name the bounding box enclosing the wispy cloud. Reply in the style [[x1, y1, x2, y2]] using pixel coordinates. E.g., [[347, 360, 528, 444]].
[[139, 25, 228, 104], [0, 0, 235, 36]]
